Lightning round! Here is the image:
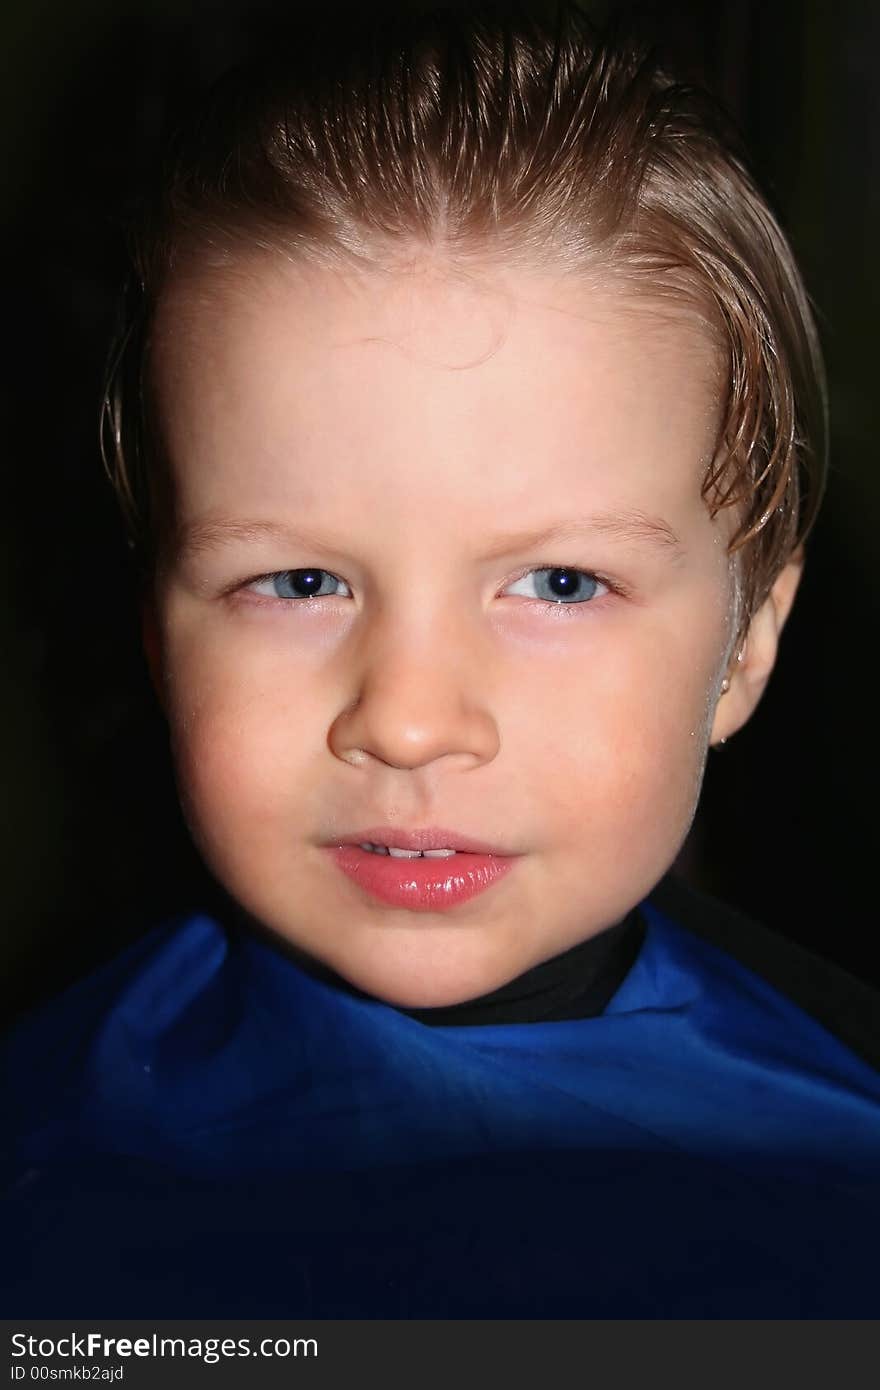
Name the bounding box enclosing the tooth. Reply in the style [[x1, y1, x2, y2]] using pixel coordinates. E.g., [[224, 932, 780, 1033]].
[[387, 847, 422, 858], [423, 849, 457, 858]]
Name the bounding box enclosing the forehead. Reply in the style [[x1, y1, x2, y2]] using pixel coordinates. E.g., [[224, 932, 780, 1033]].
[[150, 253, 724, 531]]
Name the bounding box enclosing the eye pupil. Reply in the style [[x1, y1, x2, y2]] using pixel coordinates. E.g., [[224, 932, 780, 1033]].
[[542, 567, 598, 602], [290, 569, 324, 597], [536, 568, 600, 603], [547, 568, 578, 597]]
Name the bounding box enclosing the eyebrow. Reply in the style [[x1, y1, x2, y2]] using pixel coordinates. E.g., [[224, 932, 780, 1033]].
[[481, 511, 684, 560], [174, 509, 685, 564]]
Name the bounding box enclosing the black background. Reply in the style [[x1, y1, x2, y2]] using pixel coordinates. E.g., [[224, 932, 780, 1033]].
[[2, 0, 878, 1022]]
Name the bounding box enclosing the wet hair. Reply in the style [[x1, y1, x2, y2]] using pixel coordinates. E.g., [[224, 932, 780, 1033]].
[[102, 0, 827, 639]]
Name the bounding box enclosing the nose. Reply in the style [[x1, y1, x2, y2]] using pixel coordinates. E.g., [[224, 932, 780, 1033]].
[[327, 610, 501, 773]]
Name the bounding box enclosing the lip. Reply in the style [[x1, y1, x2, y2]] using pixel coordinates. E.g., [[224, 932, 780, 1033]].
[[324, 825, 520, 911], [331, 826, 511, 855], [325, 843, 518, 911]]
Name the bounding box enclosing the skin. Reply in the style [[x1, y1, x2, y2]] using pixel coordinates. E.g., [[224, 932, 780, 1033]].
[[143, 253, 802, 1008]]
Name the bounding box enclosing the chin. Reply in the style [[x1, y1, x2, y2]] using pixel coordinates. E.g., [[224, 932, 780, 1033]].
[[329, 939, 528, 1010]]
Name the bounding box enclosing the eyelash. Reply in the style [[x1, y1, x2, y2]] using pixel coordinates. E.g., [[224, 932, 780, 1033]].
[[236, 564, 623, 611]]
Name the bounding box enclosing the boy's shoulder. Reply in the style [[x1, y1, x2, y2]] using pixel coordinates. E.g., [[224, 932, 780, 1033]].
[[648, 873, 880, 1071], [2, 913, 229, 1086]]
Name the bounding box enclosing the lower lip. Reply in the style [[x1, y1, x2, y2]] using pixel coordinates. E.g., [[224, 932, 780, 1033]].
[[326, 845, 517, 911]]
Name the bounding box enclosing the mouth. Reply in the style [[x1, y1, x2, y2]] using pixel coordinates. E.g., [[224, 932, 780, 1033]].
[[331, 826, 512, 856], [324, 827, 518, 911]]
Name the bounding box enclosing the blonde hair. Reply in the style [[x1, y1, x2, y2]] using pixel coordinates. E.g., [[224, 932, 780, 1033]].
[[102, 0, 827, 635]]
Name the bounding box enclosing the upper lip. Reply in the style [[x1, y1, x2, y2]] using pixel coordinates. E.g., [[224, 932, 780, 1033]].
[[332, 826, 512, 855]]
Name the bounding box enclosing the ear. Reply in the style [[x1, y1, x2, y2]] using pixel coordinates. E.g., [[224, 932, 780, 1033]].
[[709, 547, 804, 747], [141, 594, 167, 715]]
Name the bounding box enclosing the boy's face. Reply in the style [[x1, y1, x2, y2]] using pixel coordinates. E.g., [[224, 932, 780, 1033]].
[[148, 254, 738, 1007]]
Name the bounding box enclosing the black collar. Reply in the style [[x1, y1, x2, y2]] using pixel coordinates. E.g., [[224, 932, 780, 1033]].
[[396, 907, 646, 1026]]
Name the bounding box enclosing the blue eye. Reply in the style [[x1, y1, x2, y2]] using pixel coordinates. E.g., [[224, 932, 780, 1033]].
[[243, 565, 608, 606], [505, 566, 607, 604], [247, 568, 353, 600]]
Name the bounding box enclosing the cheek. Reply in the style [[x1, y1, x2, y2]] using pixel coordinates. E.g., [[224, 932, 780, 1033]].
[[537, 694, 707, 815], [165, 662, 319, 854], [521, 625, 718, 842]]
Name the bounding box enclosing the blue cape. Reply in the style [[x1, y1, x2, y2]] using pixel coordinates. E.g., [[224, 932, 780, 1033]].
[[3, 902, 879, 1316]]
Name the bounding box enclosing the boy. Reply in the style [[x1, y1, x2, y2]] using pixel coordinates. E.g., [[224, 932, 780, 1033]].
[[4, 1, 879, 1317]]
